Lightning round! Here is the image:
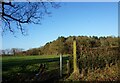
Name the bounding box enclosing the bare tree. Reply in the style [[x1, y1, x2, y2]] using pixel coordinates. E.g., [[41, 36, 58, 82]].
[[11, 48, 24, 55], [0, 1, 60, 35], [1, 49, 5, 55]]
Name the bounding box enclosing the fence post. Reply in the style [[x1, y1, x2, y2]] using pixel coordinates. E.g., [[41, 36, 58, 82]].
[[67, 60, 70, 75], [73, 38, 79, 73], [60, 54, 62, 77]]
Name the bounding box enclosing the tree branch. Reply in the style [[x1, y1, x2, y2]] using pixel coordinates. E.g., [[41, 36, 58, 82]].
[[1, 2, 60, 35], [3, 13, 30, 23]]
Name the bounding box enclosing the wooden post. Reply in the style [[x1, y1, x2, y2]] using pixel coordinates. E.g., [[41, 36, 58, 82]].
[[60, 54, 62, 77], [68, 37, 80, 80], [73, 38, 79, 73], [67, 60, 70, 75]]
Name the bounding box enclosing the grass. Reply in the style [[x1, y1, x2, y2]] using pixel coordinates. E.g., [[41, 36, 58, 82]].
[[2, 55, 69, 82], [82, 62, 119, 81], [2, 54, 119, 82], [2, 55, 69, 70], [65, 61, 120, 81], [2, 55, 68, 62]]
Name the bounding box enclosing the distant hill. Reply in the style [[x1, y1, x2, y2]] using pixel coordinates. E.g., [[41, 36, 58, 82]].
[[24, 36, 119, 55]]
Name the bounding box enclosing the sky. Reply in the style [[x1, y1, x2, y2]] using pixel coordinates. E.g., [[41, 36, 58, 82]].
[[2, 2, 118, 50]]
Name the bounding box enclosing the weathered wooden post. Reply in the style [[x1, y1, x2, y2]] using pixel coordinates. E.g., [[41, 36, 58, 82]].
[[60, 54, 62, 77], [67, 60, 70, 75], [68, 37, 80, 80], [73, 37, 79, 73]]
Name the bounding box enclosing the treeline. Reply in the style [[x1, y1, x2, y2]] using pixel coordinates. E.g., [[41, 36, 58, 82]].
[[1, 48, 24, 56], [39, 36, 119, 55], [1, 36, 120, 56]]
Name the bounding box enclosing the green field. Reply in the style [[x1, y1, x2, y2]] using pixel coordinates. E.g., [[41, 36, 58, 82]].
[[2, 55, 70, 82], [3, 55, 69, 68], [2, 53, 120, 82], [3, 55, 69, 62]]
